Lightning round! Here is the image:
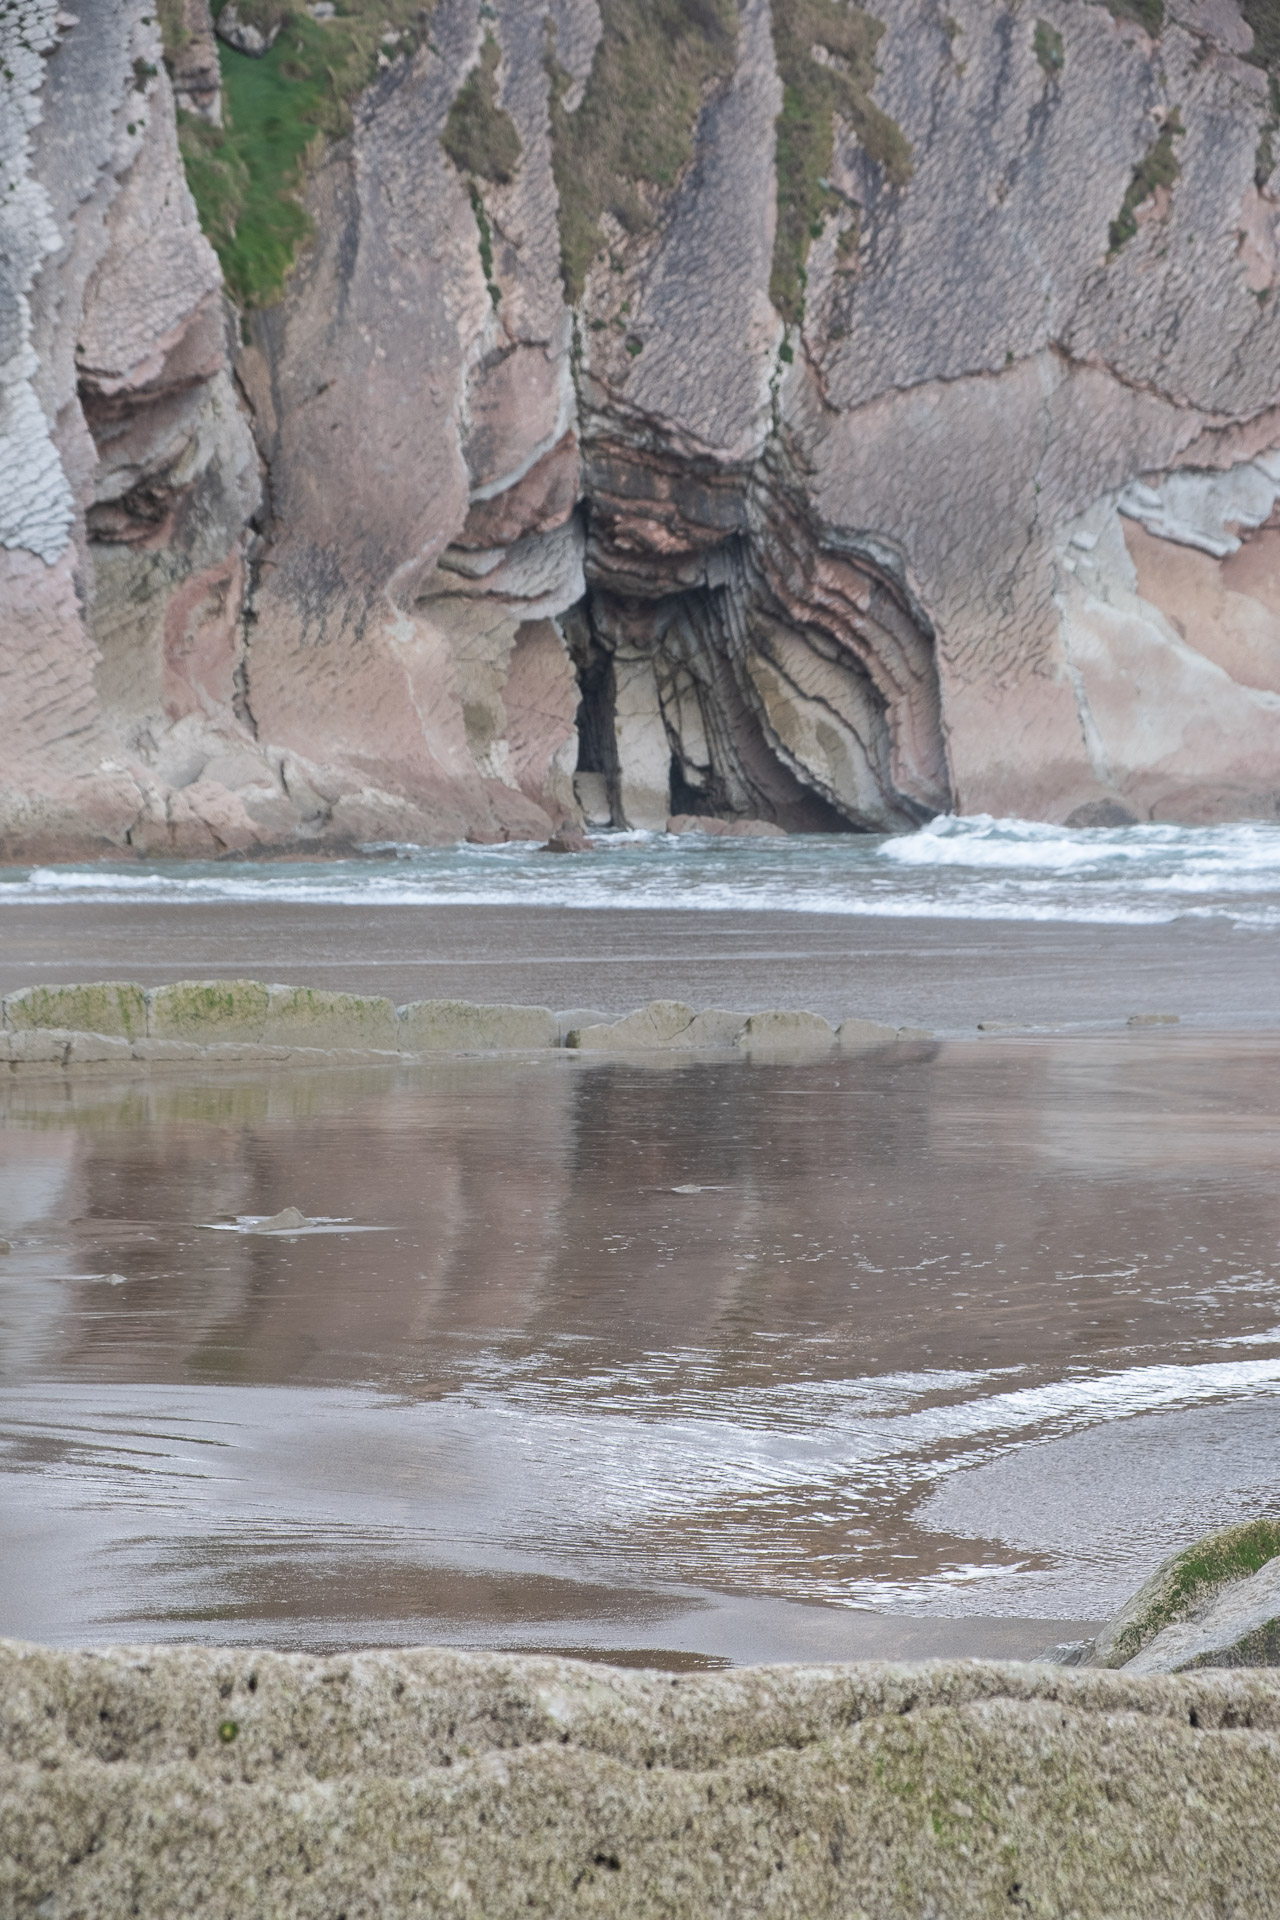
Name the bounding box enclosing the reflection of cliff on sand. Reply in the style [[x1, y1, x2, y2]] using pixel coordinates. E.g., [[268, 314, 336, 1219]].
[[1, 1036, 1278, 1660]]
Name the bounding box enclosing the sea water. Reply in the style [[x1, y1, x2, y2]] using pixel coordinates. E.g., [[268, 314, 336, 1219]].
[[4, 815, 1280, 929]]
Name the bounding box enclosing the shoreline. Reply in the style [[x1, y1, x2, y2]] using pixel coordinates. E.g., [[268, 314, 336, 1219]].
[[1, 904, 1277, 1033]]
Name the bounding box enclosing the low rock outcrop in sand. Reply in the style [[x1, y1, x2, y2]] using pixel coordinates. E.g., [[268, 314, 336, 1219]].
[[4, 0, 1280, 856], [0, 980, 928, 1070]]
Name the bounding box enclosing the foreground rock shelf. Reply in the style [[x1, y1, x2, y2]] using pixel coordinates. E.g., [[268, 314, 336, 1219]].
[[3, 1640, 1279, 1917], [0, 980, 929, 1076]]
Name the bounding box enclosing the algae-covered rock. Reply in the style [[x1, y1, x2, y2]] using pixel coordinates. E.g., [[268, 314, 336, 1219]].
[[263, 985, 400, 1050], [736, 1010, 836, 1053], [148, 980, 272, 1044], [398, 1000, 557, 1052], [2, 982, 147, 1040], [1087, 1517, 1280, 1670], [1124, 1555, 1280, 1675], [3, 1641, 1280, 1918]]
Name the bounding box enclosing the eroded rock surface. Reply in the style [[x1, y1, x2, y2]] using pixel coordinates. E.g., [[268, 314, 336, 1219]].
[[4, 0, 1280, 856], [4, 1640, 1280, 1917]]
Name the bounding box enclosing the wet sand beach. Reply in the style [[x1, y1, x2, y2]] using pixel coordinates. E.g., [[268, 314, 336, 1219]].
[[2, 1032, 1278, 1666], [1, 900, 1277, 1031]]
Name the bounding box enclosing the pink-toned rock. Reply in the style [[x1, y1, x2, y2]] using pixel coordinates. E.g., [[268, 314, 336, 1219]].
[[666, 815, 785, 838], [4, 0, 1280, 856]]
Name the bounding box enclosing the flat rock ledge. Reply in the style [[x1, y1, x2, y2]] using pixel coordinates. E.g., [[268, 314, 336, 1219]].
[[3, 1641, 1280, 1918], [0, 982, 931, 1077]]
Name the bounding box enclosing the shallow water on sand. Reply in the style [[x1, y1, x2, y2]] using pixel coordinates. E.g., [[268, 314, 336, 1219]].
[[2, 1034, 1278, 1666]]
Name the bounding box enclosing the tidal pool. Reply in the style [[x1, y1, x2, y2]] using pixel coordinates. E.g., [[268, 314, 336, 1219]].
[[1, 1032, 1278, 1667]]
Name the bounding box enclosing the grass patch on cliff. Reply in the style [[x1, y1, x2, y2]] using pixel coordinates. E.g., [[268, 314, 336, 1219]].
[[440, 30, 522, 308], [170, 2, 431, 308], [1236, 0, 1280, 182], [1107, 109, 1182, 254], [442, 32, 522, 182], [156, 0, 192, 58], [1033, 19, 1064, 75], [768, 0, 912, 328], [1101, 0, 1163, 34], [547, 0, 738, 303]]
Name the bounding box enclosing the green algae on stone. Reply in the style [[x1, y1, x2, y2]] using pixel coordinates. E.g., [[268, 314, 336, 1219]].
[[1090, 1516, 1280, 1668], [2, 982, 148, 1041], [768, 0, 912, 328], [548, 0, 738, 303], [262, 985, 400, 1049], [1107, 109, 1183, 256], [148, 979, 271, 1044], [166, 1, 433, 309]]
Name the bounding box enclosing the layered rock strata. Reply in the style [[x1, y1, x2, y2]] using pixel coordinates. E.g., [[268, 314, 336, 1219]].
[[0, 979, 919, 1073], [4, 1640, 1280, 1916], [4, 0, 1280, 856]]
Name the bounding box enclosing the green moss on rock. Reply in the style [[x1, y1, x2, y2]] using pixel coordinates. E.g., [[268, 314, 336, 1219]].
[[1102, 0, 1163, 34], [172, 2, 432, 309], [1033, 19, 1064, 75], [439, 34, 517, 317], [548, 0, 738, 303], [1091, 1517, 1280, 1668], [263, 985, 399, 1049], [442, 32, 522, 183], [768, 0, 912, 328], [1107, 109, 1183, 255], [149, 979, 271, 1044], [2, 982, 147, 1041]]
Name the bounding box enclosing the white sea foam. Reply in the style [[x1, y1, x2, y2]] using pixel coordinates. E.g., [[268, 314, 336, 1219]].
[[2, 815, 1279, 926]]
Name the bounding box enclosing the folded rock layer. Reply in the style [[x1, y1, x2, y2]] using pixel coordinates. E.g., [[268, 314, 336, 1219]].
[[3, 0, 1280, 856]]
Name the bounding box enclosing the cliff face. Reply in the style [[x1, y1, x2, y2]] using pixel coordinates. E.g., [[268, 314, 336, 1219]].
[[3, 0, 1279, 855]]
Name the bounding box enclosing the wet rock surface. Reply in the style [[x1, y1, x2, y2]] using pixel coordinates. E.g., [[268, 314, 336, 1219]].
[[0, 981, 917, 1071]]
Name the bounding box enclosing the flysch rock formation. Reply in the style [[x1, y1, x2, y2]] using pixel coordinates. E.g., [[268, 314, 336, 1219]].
[[4, 0, 1280, 857], [4, 1641, 1280, 1916], [0, 978, 922, 1072]]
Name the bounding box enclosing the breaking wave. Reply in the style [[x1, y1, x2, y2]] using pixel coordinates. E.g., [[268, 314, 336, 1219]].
[[3, 815, 1280, 927]]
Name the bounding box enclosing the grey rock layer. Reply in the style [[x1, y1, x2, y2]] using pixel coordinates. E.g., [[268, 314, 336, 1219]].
[[1084, 1517, 1280, 1672], [1124, 1554, 1280, 1673], [4, 0, 1280, 854], [0, 981, 928, 1071], [4, 1641, 1280, 1918]]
